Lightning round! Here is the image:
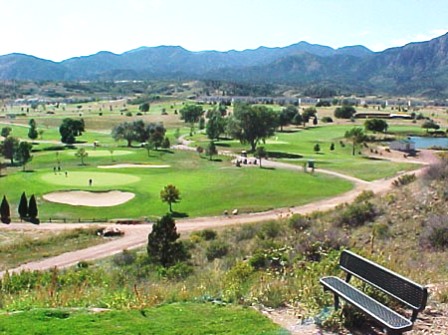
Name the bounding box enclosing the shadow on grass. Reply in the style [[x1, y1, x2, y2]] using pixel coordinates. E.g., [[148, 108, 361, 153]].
[[215, 143, 231, 147], [259, 166, 276, 170], [171, 211, 189, 218], [267, 151, 303, 159]]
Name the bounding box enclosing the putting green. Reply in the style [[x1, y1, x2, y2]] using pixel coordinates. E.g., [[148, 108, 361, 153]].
[[66, 150, 133, 157], [41, 171, 140, 187]]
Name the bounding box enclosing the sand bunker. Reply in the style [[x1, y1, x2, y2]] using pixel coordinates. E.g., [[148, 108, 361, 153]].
[[98, 164, 170, 169], [43, 190, 135, 207]]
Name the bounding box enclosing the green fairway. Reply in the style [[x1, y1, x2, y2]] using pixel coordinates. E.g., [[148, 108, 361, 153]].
[[0, 303, 286, 335], [40, 171, 140, 187], [66, 149, 133, 157]]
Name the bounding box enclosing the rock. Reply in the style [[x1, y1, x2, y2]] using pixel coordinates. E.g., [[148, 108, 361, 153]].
[[102, 227, 124, 237]]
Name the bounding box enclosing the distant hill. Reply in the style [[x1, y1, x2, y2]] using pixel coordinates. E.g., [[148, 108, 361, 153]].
[[1, 33, 448, 98]]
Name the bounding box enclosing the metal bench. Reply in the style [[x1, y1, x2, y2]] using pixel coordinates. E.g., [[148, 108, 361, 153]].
[[320, 250, 428, 334]]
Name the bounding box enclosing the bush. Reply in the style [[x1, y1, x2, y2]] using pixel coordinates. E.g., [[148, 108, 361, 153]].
[[321, 116, 333, 123], [257, 221, 281, 240], [235, 224, 257, 241], [334, 202, 378, 227], [206, 241, 229, 261], [288, 214, 310, 231], [420, 215, 448, 250], [113, 249, 137, 266], [198, 229, 217, 241], [157, 262, 193, 280], [392, 174, 416, 187]]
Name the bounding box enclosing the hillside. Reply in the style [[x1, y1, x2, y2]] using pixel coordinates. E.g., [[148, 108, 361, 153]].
[[1, 33, 448, 97]]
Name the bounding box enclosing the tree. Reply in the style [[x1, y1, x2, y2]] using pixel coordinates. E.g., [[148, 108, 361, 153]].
[[112, 120, 149, 147], [226, 103, 278, 152], [345, 127, 367, 155], [147, 214, 189, 267], [335, 105, 357, 119], [302, 107, 317, 125], [147, 122, 166, 150], [59, 118, 85, 144], [18, 192, 28, 220], [278, 105, 298, 131], [75, 148, 88, 165], [255, 146, 268, 168], [28, 194, 39, 224], [28, 119, 38, 140], [15, 141, 33, 171], [206, 110, 225, 140], [314, 143, 321, 154], [205, 141, 218, 161], [161, 137, 170, 149], [179, 105, 203, 124], [291, 112, 303, 126], [0, 195, 11, 224], [364, 119, 388, 133], [1, 127, 12, 138], [139, 102, 150, 114], [160, 184, 181, 213], [1, 136, 19, 164], [421, 120, 440, 133]]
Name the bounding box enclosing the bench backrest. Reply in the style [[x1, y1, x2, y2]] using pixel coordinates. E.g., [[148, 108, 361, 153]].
[[339, 250, 428, 312]]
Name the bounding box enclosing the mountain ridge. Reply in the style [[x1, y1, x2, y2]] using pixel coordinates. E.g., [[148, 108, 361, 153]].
[[1, 33, 448, 98]]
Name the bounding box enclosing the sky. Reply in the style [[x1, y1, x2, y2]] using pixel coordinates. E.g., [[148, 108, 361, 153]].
[[1, 0, 448, 62]]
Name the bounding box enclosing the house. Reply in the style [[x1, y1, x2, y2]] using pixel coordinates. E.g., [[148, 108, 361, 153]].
[[389, 139, 416, 152]]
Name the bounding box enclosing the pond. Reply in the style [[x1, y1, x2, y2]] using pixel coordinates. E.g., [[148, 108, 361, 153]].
[[409, 136, 448, 149]]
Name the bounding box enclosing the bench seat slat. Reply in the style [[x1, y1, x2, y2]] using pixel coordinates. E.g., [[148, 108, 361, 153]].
[[320, 276, 413, 331]]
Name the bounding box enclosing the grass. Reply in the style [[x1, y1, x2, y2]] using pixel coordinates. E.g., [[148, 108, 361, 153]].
[[41, 171, 141, 187], [0, 227, 105, 270], [1, 149, 353, 221], [0, 303, 287, 335]]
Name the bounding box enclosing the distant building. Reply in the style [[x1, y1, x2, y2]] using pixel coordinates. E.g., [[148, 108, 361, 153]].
[[389, 139, 416, 152]]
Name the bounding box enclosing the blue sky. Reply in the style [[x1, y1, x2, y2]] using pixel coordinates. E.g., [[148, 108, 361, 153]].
[[1, 0, 447, 61]]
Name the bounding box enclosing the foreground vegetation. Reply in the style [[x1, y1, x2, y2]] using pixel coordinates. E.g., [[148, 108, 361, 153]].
[[1, 156, 447, 333], [0, 303, 286, 335]]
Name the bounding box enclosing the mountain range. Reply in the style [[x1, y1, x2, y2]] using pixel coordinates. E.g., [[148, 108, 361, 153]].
[[1, 33, 448, 98]]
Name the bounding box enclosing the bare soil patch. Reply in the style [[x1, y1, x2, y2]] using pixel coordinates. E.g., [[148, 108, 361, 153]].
[[43, 190, 135, 207]]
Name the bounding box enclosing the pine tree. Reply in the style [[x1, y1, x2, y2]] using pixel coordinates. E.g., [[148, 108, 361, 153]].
[[28, 194, 38, 222], [147, 214, 189, 267], [0, 195, 11, 224], [18, 192, 28, 220]]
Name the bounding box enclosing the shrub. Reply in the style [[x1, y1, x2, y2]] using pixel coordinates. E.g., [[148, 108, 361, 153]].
[[157, 262, 193, 280], [420, 215, 448, 251], [257, 221, 281, 240], [288, 214, 310, 231], [198, 229, 217, 241], [206, 241, 229, 261], [125, 111, 132, 117], [392, 174, 416, 187], [424, 157, 448, 182], [113, 249, 137, 266], [354, 190, 375, 203], [235, 224, 257, 241], [334, 202, 378, 228], [321, 116, 333, 123]]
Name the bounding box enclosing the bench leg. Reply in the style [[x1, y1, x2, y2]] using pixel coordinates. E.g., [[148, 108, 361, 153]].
[[333, 294, 340, 310]]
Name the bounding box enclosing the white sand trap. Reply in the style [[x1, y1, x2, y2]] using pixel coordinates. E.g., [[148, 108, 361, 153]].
[[43, 191, 135, 207], [98, 164, 170, 169]]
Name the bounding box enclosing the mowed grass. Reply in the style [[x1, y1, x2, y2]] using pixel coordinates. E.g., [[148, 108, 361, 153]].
[[214, 125, 421, 181], [1, 149, 352, 221], [0, 303, 287, 335], [41, 171, 140, 187]]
